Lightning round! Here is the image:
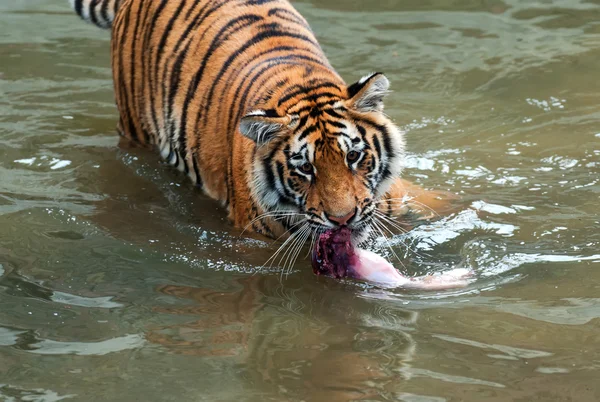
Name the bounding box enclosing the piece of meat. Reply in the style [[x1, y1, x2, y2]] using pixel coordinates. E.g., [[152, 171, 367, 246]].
[[312, 228, 473, 290], [311, 227, 355, 279]]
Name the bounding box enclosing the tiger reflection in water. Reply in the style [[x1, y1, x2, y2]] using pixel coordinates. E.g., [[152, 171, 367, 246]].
[[149, 278, 418, 401]]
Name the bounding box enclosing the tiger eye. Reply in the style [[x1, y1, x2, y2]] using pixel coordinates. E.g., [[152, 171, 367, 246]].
[[299, 162, 313, 174], [347, 150, 360, 163]]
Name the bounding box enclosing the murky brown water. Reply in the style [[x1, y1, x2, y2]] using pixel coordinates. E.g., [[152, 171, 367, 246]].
[[1, 0, 600, 401]]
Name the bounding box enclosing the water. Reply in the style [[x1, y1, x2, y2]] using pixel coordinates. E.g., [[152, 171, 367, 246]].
[[1, 0, 599, 400]]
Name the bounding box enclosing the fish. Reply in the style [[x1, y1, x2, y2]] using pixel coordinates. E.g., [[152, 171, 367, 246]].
[[311, 227, 473, 290]]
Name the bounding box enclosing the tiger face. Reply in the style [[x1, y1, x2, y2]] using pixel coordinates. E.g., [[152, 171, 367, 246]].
[[240, 73, 405, 242]]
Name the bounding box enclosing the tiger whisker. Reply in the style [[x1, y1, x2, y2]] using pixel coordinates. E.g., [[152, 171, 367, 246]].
[[268, 218, 309, 245], [371, 219, 400, 261], [280, 225, 307, 271], [373, 210, 409, 234], [370, 219, 406, 271], [240, 211, 302, 237], [404, 200, 441, 219], [304, 229, 320, 259], [264, 233, 298, 270], [262, 221, 308, 271], [375, 196, 410, 205], [279, 224, 311, 280], [284, 226, 312, 277], [373, 215, 428, 260], [373, 211, 428, 257], [380, 197, 441, 219]]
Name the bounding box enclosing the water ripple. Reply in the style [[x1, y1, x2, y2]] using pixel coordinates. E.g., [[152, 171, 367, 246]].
[[396, 366, 505, 388], [50, 291, 123, 309], [432, 334, 552, 359], [27, 334, 145, 356], [0, 384, 75, 402]]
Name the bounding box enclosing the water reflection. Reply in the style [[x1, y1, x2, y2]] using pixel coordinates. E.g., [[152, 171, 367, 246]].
[[150, 276, 421, 400], [149, 277, 262, 357]]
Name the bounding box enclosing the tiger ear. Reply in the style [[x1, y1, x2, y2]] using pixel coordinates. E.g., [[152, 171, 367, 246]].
[[239, 110, 297, 146], [346, 72, 390, 113]]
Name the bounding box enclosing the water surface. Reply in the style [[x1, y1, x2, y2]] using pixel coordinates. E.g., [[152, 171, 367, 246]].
[[1, 0, 599, 401]]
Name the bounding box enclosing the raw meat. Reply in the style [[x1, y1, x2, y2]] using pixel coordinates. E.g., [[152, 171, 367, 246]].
[[312, 227, 472, 290]]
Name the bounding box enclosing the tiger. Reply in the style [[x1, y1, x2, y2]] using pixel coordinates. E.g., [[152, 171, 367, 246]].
[[68, 0, 455, 249]]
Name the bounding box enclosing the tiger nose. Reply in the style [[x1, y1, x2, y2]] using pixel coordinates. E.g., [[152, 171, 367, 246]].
[[325, 210, 356, 226]]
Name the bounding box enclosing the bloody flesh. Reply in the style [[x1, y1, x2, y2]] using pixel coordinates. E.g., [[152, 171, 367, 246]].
[[311, 227, 356, 279], [311, 227, 474, 289]]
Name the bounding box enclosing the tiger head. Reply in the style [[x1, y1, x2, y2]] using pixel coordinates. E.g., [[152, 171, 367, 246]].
[[239, 73, 405, 242]]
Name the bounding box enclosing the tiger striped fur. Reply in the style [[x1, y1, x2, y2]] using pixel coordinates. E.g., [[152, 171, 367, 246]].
[[69, 0, 455, 243]]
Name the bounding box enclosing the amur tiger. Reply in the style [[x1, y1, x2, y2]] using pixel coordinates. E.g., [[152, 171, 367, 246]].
[[68, 0, 455, 258]]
